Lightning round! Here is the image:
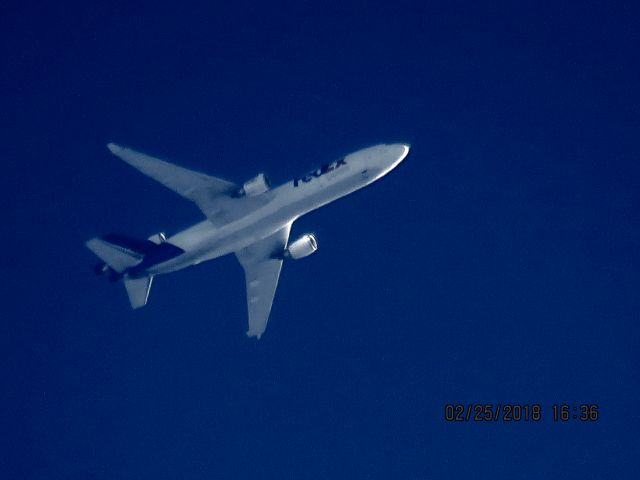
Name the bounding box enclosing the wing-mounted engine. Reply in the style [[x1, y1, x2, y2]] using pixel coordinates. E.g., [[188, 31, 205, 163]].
[[236, 173, 271, 197], [284, 234, 318, 259]]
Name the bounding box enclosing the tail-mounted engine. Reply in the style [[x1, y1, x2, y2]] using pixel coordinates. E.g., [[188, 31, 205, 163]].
[[284, 234, 318, 260], [148, 232, 167, 244], [236, 173, 271, 197]]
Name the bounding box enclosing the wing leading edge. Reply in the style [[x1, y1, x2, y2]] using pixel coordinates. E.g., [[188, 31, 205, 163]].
[[235, 224, 292, 339]]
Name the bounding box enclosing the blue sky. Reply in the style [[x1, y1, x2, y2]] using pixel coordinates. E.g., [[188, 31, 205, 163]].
[[2, 1, 639, 478]]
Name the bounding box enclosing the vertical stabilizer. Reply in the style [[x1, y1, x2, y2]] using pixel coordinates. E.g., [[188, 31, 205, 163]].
[[123, 275, 154, 309]]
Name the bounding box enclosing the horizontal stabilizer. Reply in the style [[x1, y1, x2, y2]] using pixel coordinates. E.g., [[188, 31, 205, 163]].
[[86, 237, 143, 273], [123, 275, 153, 309]]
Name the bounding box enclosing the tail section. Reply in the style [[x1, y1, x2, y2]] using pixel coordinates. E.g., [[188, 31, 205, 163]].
[[86, 234, 160, 309]]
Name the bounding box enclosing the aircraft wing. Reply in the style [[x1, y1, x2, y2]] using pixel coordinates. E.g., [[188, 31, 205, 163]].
[[107, 143, 262, 226], [234, 223, 292, 339], [107, 143, 236, 200]]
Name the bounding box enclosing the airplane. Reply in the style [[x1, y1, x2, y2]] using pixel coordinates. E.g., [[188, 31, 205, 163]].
[[86, 142, 410, 338]]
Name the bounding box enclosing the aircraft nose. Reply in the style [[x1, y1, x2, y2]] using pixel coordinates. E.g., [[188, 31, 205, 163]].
[[378, 143, 410, 172], [391, 143, 410, 162], [348, 143, 410, 179]]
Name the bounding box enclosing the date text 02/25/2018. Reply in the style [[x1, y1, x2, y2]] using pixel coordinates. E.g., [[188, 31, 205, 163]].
[[444, 404, 599, 422]]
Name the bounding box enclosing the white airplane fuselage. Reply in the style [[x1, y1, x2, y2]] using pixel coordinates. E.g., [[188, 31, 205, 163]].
[[145, 143, 409, 276]]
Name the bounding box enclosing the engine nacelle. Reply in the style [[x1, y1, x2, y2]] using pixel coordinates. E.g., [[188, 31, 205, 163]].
[[238, 173, 270, 197], [147, 232, 167, 244], [285, 234, 318, 260]]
